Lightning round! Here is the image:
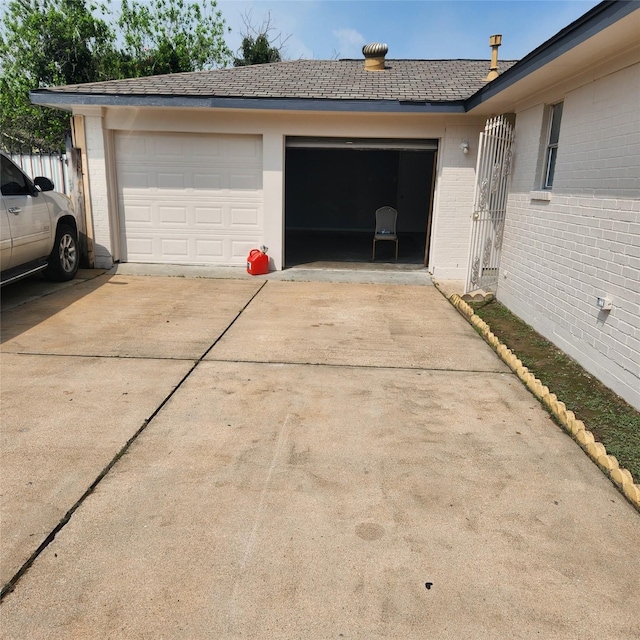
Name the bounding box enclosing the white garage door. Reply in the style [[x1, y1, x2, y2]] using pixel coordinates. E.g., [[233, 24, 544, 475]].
[[115, 132, 263, 265]]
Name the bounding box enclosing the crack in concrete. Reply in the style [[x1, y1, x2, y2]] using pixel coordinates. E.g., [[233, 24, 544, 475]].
[[0, 350, 509, 376], [204, 357, 510, 375], [0, 280, 268, 601]]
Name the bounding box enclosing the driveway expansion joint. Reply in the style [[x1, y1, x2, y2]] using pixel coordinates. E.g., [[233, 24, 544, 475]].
[[205, 356, 510, 375], [0, 350, 200, 362], [198, 280, 268, 360], [445, 291, 640, 513], [0, 280, 268, 600], [1, 416, 146, 600]]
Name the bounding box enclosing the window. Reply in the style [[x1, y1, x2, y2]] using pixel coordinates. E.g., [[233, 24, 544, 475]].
[[1, 155, 31, 196], [544, 102, 563, 189]]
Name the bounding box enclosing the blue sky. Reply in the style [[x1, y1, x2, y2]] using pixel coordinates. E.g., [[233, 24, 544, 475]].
[[218, 0, 602, 61]]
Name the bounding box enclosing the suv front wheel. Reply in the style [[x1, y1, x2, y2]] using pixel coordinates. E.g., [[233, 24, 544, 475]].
[[44, 224, 79, 281]]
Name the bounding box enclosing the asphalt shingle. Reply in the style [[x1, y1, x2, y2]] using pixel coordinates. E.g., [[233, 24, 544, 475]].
[[42, 59, 518, 103]]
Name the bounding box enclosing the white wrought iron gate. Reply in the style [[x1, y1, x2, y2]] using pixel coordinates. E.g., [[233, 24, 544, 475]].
[[465, 114, 514, 293]]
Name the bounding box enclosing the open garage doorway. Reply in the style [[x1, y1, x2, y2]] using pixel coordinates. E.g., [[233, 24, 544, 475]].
[[285, 137, 437, 268]]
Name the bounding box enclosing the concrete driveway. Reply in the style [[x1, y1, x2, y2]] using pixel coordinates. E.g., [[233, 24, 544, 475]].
[[1, 271, 638, 639]]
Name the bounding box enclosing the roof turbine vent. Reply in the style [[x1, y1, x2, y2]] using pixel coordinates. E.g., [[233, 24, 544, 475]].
[[363, 43, 388, 71]]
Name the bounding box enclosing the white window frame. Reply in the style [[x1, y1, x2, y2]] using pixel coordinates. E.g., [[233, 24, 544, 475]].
[[543, 101, 563, 189]]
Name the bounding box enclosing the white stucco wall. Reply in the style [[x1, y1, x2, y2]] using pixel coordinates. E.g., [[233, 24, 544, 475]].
[[498, 62, 640, 409], [82, 113, 114, 268], [74, 106, 483, 274], [429, 124, 484, 280], [261, 132, 285, 271]]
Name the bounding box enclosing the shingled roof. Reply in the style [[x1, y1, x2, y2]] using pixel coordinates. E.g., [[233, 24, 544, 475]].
[[35, 58, 518, 104]]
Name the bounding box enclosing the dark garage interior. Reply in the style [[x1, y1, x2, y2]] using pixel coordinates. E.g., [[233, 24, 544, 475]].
[[285, 140, 437, 267]]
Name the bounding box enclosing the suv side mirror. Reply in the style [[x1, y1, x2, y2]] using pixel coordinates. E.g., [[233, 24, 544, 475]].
[[34, 176, 55, 192]]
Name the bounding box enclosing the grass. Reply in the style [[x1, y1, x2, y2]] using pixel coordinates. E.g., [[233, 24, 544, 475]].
[[470, 299, 640, 482]]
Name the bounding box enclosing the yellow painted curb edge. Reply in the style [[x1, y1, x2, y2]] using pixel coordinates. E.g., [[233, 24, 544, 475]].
[[447, 291, 640, 513]]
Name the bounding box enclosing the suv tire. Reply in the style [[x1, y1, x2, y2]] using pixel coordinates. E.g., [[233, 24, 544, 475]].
[[44, 224, 79, 281]]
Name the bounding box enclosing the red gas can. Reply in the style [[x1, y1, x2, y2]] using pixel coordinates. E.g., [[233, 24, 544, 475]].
[[247, 247, 269, 275]]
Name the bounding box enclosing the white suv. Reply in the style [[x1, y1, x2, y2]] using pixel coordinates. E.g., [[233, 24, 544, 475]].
[[1, 152, 80, 286]]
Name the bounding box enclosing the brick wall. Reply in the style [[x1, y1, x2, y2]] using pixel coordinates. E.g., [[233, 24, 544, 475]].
[[429, 124, 483, 279], [498, 63, 640, 409], [84, 115, 113, 268], [555, 64, 639, 199]]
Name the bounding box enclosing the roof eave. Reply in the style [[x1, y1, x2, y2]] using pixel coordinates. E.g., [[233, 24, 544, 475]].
[[464, 0, 639, 111], [29, 91, 468, 113]]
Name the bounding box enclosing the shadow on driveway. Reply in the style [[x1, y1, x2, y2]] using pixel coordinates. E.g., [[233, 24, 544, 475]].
[[1, 270, 108, 344]]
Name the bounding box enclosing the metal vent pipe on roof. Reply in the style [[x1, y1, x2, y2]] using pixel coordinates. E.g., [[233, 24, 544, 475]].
[[485, 34, 502, 81], [363, 43, 388, 71]]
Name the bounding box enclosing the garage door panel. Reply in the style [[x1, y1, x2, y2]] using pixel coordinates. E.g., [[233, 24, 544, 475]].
[[195, 207, 223, 226], [230, 207, 260, 226], [119, 172, 262, 194], [157, 172, 185, 189], [119, 167, 262, 193], [193, 173, 222, 190], [116, 132, 264, 265], [123, 232, 263, 264], [229, 173, 261, 190], [120, 203, 152, 223], [160, 238, 189, 258], [126, 238, 154, 258], [119, 171, 150, 190], [186, 136, 223, 159], [231, 239, 261, 259], [196, 239, 224, 258], [121, 198, 262, 230], [116, 136, 151, 158], [154, 137, 187, 158], [226, 137, 261, 158], [158, 206, 188, 224]]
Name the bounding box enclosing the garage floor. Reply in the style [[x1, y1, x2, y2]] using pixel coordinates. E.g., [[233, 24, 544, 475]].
[[285, 230, 427, 267], [1, 273, 639, 639]]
